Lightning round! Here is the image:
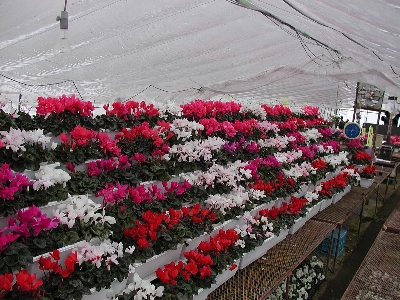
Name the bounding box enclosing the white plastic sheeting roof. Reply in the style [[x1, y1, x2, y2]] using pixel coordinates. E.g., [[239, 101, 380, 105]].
[[0, 0, 399, 111]]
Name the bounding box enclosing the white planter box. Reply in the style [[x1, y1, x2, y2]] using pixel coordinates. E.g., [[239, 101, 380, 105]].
[[249, 201, 275, 218], [130, 244, 183, 281], [319, 198, 333, 212], [239, 235, 278, 269], [223, 217, 244, 231], [181, 222, 227, 256], [27, 241, 84, 279], [306, 203, 321, 220], [332, 191, 344, 204], [274, 228, 289, 245], [84, 277, 128, 300], [360, 178, 374, 188], [343, 184, 351, 196], [288, 216, 307, 235]]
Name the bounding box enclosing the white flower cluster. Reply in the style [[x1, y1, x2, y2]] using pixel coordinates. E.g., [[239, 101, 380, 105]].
[[0, 128, 53, 152], [258, 121, 280, 134], [156, 100, 182, 118], [266, 256, 325, 300], [259, 216, 274, 237], [304, 190, 319, 205], [316, 144, 335, 154], [168, 119, 204, 142], [32, 162, 71, 190], [258, 135, 296, 151], [205, 186, 249, 214], [302, 128, 323, 143], [322, 151, 349, 168], [283, 162, 311, 181], [185, 161, 252, 188], [118, 273, 164, 300], [76, 239, 125, 268], [240, 102, 267, 119], [53, 194, 116, 228], [341, 167, 361, 182], [248, 188, 266, 201], [164, 136, 225, 162], [289, 106, 303, 115], [274, 150, 303, 164]]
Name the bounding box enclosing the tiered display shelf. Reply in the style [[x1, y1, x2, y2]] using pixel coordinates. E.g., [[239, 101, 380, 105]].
[[206, 220, 337, 300]]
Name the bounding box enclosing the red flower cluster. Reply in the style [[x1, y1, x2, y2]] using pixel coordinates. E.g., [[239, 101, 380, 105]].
[[311, 158, 328, 170], [156, 251, 213, 284], [181, 204, 217, 225], [275, 120, 298, 132], [123, 207, 217, 250], [117, 122, 172, 155], [0, 270, 43, 298], [60, 126, 121, 155], [103, 100, 159, 119], [258, 197, 307, 220], [38, 249, 78, 278], [360, 165, 376, 179], [123, 210, 165, 249], [156, 229, 238, 285], [352, 151, 372, 164], [181, 100, 241, 119], [318, 173, 349, 197], [248, 174, 295, 196], [197, 229, 239, 256], [261, 104, 292, 118], [36, 95, 94, 117]]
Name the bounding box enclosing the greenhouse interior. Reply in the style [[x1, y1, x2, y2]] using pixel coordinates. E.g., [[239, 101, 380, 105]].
[[0, 1, 399, 299]]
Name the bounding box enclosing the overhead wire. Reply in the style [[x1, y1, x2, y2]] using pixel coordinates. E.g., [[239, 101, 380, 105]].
[[126, 84, 202, 101], [0, 73, 82, 99]]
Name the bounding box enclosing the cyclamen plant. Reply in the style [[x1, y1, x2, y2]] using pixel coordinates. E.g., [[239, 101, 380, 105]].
[[0, 206, 59, 272], [0, 269, 44, 299], [359, 165, 377, 179], [0, 163, 32, 201], [116, 272, 164, 300], [53, 194, 116, 242], [0, 128, 53, 153]]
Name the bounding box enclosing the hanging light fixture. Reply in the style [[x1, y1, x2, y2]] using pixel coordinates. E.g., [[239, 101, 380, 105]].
[[55, 0, 71, 54]]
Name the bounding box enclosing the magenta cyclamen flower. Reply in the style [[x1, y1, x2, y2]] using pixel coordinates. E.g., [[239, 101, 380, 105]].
[[162, 180, 192, 195], [318, 127, 333, 137], [131, 153, 147, 164], [302, 106, 320, 116], [321, 140, 340, 152], [87, 158, 117, 176], [0, 228, 20, 252], [117, 155, 131, 170], [223, 141, 241, 153], [346, 138, 364, 149], [297, 146, 316, 160], [0, 164, 32, 200], [260, 156, 282, 169], [246, 141, 259, 153], [7, 206, 58, 237], [286, 132, 306, 145], [97, 182, 129, 205]]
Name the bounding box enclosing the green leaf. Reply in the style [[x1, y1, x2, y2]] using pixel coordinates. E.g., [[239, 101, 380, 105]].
[[3, 255, 19, 267], [33, 238, 47, 249]]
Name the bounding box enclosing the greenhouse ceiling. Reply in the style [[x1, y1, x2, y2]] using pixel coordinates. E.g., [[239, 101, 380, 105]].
[[0, 0, 399, 111]]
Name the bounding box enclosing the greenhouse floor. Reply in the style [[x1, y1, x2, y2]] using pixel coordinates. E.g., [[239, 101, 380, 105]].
[[312, 174, 400, 300]]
